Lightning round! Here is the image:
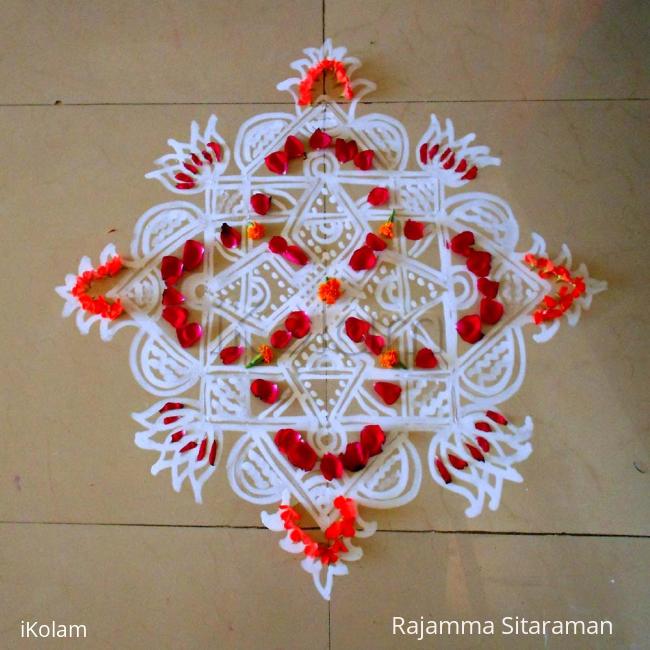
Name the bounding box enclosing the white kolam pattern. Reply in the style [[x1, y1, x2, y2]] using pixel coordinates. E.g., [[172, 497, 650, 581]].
[[56, 41, 606, 599]]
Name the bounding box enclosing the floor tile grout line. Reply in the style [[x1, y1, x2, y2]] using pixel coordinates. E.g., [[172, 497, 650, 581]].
[[328, 598, 331, 650], [0, 98, 648, 108], [375, 529, 650, 538], [1, 521, 648, 538]]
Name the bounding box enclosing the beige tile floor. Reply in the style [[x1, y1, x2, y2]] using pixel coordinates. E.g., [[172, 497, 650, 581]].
[[1, 1, 648, 648]]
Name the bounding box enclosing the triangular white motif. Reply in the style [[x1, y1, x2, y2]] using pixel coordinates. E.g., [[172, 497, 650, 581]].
[[56, 41, 605, 599]]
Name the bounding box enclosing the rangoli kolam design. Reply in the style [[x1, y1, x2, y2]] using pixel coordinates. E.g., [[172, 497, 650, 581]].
[[56, 41, 606, 599]]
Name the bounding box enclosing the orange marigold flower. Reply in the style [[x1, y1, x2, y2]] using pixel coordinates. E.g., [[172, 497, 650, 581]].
[[379, 221, 394, 239], [318, 278, 342, 305], [259, 344, 274, 364], [247, 221, 265, 240], [378, 349, 399, 368], [245, 343, 274, 368], [378, 209, 396, 239]]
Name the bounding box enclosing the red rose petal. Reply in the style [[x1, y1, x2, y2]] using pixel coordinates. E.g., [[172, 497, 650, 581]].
[[461, 166, 478, 181], [220, 223, 241, 249], [486, 410, 508, 426], [450, 231, 475, 257], [335, 138, 348, 162], [341, 442, 369, 472], [320, 452, 344, 481], [160, 255, 184, 285], [219, 345, 244, 365], [207, 141, 222, 161], [250, 193, 271, 215], [335, 138, 358, 163], [365, 232, 387, 251], [162, 305, 189, 329], [160, 401, 183, 413], [196, 437, 208, 461], [367, 187, 389, 206], [476, 436, 491, 453], [475, 421, 493, 432], [404, 219, 425, 240], [309, 128, 332, 150], [360, 424, 386, 456], [456, 314, 483, 343], [435, 457, 452, 484], [270, 329, 292, 349], [480, 298, 504, 325], [264, 150, 289, 175], [415, 348, 438, 369], [477, 277, 500, 299], [182, 240, 205, 271], [285, 310, 311, 338], [349, 245, 377, 271], [176, 322, 202, 348], [287, 440, 317, 471], [208, 440, 218, 465], [175, 172, 193, 184], [448, 453, 468, 470], [467, 250, 492, 277], [443, 153, 456, 170], [345, 316, 371, 342], [250, 378, 280, 404], [282, 245, 309, 266], [364, 333, 385, 355], [419, 143, 428, 164], [268, 235, 288, 254], [284, 135, 305, 159], [466, 443, 485, 462], [162, 287, 185, 306], [353, 150, 374, 170], [274, 428, 302, 453], [346, 141, 359, 161], [373, 381, 402, 405]]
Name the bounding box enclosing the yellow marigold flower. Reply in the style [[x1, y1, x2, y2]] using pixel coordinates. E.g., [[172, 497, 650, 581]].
[[318, 278, 342, 305], [247, 221, 265, 240], [258, 344, 274, 364], [379, 349, 399, 368]]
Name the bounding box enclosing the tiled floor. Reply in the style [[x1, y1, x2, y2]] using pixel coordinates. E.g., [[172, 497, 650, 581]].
[[1, 1, 648, 648]]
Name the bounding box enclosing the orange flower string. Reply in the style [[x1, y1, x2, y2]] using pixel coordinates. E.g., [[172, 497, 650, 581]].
[[70, 255, 124, 320], [278, 496, 357, 565], [298, 59, 354, 106], [378, 210, 396, 239], [524, 253, 586, 324], [318, 277, 343, 305], [246, 221, 265, 240]]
